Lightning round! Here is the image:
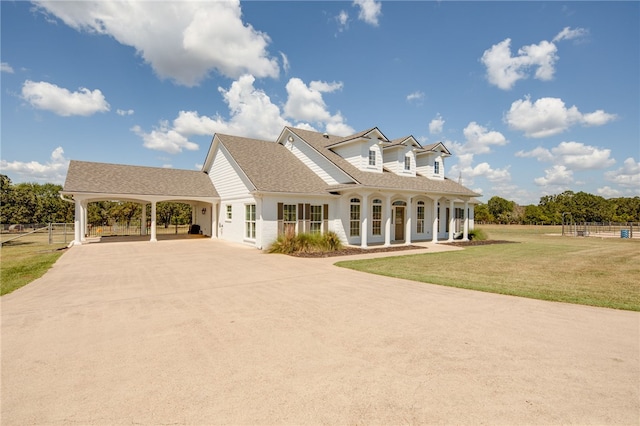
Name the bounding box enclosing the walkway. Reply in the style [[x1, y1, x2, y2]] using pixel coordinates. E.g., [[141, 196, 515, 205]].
[[2, 239, 638, 424]]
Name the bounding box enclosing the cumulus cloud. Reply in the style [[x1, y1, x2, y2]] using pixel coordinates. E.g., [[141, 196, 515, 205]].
[[116, 109, 134, 116], [604, 157, 640, 188], [452, 122, 508, 155], [280, 52, 290, 74], [353, 0, 382, 26], [33, 1, 279, 86], [0, 147, 69, 183], [1, 62, 14, 73], [505, 96, 616, 138], [21, 80, 110, 116], [596, 186, 622, 198], [429, 114, 445, 134], [516, 141, 615, 171], [133, 75, 353, 153], [449, 153, 511, 187], [534, 165, 574, 187]]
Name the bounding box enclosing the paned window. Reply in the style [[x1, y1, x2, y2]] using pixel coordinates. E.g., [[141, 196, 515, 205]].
[[434, 161, 440, 174], [283, 204, 297, 236], [417, 201, 425, 234], [310, 205, 322, 234], [245, 204, 256, 239], [404, 156, 411, 171], [226, 205, 232, 220], [350, 198, 360, 237], [368, 149, 376, 166], [372, 199, 382, 235]]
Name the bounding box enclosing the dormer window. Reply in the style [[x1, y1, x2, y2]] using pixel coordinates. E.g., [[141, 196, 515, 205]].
[[368, 149, 376, 166], [434, 160, 440, 174], [404, 156, 411, 171]]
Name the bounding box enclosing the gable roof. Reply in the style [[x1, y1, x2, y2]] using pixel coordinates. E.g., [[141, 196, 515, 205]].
[[287, 127, 479, 197], [63, 161, 218, 198], [215, 133, 332, 194]]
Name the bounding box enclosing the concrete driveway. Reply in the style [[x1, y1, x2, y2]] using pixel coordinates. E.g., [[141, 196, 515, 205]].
[[2, 239, 638, 425]]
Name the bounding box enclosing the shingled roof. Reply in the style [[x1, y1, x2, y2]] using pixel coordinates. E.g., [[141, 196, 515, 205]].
[[215, 134, 332, 194], [63, 161, 218, 198], [287, 127, 480, 197]]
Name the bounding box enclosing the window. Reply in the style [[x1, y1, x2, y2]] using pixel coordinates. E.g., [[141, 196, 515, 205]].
[[226, 205, 232, 220], [372, 199, 382, 236], [417, 201, 425, 234], [404, 155, 411, 171], [434, 160, 440, 174], [310, 205, 322, 234], [283, 204, 296, 235], [350, 198, 360, 237], [245, 204, 256, 239], [368, 149, 376, 166]]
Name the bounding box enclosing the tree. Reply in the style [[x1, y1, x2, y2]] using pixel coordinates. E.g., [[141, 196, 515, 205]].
[[487, 196, 515, 224], [474, 203, 493, 223]]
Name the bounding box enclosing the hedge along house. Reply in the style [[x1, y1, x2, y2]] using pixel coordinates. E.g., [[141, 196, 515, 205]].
[[62, 126, 479, 248], [201, 126, 479, 249], [61, 162, 218, 244]]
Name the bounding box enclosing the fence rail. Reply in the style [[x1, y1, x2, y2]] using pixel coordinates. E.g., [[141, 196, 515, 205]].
[[562, 222, 638, 238], [1, 223, 75, 245]]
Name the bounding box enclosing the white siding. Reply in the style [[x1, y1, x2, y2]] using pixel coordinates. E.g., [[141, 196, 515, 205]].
[[332, 143, 362, 169], [283, 137, 352, 185], [208, 145, 253, 198], [383, 146, 416, 176]]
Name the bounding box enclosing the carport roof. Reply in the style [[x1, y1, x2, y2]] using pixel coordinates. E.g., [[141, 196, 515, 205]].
[[62, 160, 218, 198]]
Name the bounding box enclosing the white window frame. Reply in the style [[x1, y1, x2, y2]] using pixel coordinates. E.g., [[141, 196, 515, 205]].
[[417, 201, 425, 234], [310, 205, 322, 234], [368, 149, 376, 167], [226, 205, 232, 221], [372, 199, 382, 236], [434, 160, 440, 174], [245, 204, 256, 239], [350, 198, 360, 237], [404, 155, 411, 171]]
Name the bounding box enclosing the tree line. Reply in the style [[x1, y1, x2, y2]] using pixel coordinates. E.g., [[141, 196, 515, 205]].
[[1, 175, 192, 227], [476, 191, 640, 224]]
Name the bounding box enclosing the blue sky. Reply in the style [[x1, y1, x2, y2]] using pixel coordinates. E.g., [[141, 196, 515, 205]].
[[1, 0, 638, 205]]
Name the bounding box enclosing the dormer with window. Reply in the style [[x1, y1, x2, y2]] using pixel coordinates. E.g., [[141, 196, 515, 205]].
[[328, 127, 387, 173], [382, 136, 420, 176], [415, 142, 451, 180]]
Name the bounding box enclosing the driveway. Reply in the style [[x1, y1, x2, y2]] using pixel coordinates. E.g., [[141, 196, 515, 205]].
[[2, 239, 638, 425]]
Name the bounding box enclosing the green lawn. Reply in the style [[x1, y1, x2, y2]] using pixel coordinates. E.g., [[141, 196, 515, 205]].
[[336, 225, 640, 311], [1, 235, 67, 296]]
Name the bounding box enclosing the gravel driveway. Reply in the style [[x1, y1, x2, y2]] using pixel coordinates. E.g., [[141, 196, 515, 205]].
[[2, 239, 638, 425]]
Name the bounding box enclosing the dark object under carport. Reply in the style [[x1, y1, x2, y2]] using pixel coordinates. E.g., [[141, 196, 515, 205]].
[[189, 224, 201, 234]]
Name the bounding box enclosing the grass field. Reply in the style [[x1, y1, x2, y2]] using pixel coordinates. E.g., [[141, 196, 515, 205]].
[[336, 225, 640, 311], [1, 233, 68, 296]]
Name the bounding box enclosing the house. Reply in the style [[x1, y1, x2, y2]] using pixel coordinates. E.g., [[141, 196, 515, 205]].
[[62, 126, 480, 248]]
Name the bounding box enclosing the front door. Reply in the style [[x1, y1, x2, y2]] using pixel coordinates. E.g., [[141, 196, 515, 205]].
[[394, 206, 405, 241]]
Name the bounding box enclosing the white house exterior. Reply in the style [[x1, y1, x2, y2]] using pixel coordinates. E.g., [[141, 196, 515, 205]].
[[62, 126, 479, 248]]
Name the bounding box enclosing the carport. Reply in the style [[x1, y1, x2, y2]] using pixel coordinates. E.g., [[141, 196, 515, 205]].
[[60, 160, 219, 245]]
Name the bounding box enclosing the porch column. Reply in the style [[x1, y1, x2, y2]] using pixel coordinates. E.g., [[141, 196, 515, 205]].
[[405, 196, 412, 245], [360, 193, 369, 248], [150, 201, 157, 242], [439, 200, 447, 236], [448, 199, 455, 241], [141, 204, 147, 236], [74, 199, 83, 245], [255, 198, 262, 248], [431, 197, 439, 243], [462, 199, 469, 241], [384, 196, 391, 247], [81, 200, 88, 242]]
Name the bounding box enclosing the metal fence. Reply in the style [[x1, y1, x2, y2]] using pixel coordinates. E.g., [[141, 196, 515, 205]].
[[562, 222, 638, 238], [0, 223, 75, 245], [86, 222, 190, 237]]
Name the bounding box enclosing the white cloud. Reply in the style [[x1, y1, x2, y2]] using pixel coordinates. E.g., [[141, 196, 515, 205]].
[[452, 121, 508, 155], [21, 80, 110, 117], [132, 122, 199, 154], [34, 1, 279, 87], [596, 186, 622, 198], [284, 78, 353, 135], [406, 91, 424, 104], [1, 62, 14, 73], [605, 157, 640, 188], [0, 147, 69, 183], [448, 147, 510, 187], [336, 10, 349, 32], [553, 27, 588, 43], [516, 141, 615, 171], [116, 109, 134, 116], [429, 113, 445, 134], [534, 165, 574, 187], [505, 96, 616, 138], [481, 38, 558, 90], [280, 52, 290, 74], [353, 0, 382, 26]]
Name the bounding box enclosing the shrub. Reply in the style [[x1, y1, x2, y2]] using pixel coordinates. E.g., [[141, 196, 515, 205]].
[[268, 231, 343, 254], [468, 228, 487, 241]]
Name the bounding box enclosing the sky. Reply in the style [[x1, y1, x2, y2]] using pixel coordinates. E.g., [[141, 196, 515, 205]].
[[1, 0, 638, 205]]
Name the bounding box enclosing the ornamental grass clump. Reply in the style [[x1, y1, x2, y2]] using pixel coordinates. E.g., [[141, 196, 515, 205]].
[[268, 231, 342, 254]]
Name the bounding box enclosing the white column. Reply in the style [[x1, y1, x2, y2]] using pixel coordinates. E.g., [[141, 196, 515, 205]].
[[150, 201, 158, 242], [448, 199, 455, 241], [384, 196, 391, 247], [405, 196, 412, 245], [74, 199, 83, 245], [431, 198, 439, 243], [462, 199, 469, 241], [80, 201, 87, 242], [360, 193, 369, 248], [255, 198, 262, 248], [141, 204, 147, 236], [439, 200, 446, 237]]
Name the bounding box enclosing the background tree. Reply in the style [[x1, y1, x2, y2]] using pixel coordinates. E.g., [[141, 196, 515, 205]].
[[487, 196, 515, 224]]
